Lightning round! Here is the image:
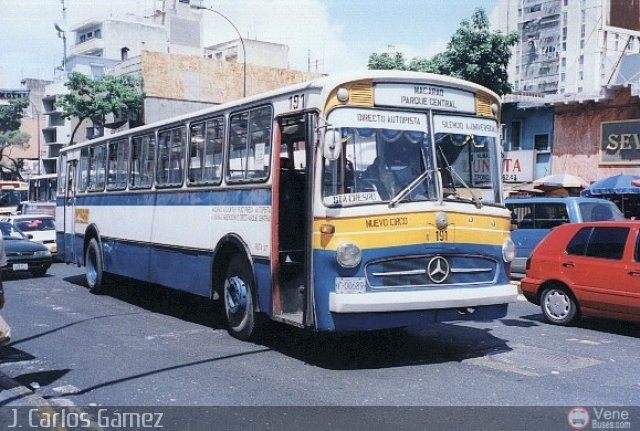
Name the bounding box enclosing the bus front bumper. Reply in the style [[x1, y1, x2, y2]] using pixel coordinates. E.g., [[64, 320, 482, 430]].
[[329, 284, 518, 313]]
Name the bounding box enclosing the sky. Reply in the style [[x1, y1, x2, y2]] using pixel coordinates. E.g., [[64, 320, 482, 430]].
[[0, 0, 500, 88]]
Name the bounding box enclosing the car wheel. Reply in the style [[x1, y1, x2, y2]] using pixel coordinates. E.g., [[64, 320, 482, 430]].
[[85, 238, 107, 293], [540, 284, 579, 326], [223, 256, 261, 341]]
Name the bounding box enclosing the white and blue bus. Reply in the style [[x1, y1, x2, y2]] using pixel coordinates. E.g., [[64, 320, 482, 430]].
[[56, 71, 518, 340]]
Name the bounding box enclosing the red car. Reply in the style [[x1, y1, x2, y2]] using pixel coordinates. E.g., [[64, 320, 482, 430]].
[[521, 221, 640, 325]]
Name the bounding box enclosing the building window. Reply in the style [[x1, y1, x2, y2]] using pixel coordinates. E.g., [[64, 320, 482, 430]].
[[510, 121, 522, 151], [534, 134, 549, 152]]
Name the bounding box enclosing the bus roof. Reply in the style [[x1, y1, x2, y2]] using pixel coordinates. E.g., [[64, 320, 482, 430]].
[[61, 70, 499, 153]]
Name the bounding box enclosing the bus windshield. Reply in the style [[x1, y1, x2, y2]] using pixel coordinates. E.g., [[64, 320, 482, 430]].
[[323, 125, 436, 207], [434, 114, 502, 206]]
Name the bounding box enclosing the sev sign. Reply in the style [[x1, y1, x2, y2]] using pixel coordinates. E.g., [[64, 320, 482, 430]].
[[600, 119, 640, 165]]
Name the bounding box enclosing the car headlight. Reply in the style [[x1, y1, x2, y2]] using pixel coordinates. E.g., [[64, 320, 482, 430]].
[[502, 239, 516, 263], [34, 250, 51, 257], [336, 242, 362, 268]]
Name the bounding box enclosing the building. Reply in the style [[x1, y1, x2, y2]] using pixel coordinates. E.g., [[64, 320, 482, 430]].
[[34, 0, 322, 176], [205, 39, 290, 69], [494, 0, 640, 190], [496, 0, 640, 96]]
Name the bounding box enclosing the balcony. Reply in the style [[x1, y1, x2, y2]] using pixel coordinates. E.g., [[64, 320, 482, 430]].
[[42, 125, 70, 145], [70, 37, 105, 56]]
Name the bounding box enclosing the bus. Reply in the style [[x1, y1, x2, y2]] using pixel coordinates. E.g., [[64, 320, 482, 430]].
[[56, 71, 518, 340], [0, 180, 29, 215], [28, 173, 58, 203]]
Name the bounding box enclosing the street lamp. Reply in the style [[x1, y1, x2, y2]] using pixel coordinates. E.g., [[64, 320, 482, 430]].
[[191, 4, 247, 98]]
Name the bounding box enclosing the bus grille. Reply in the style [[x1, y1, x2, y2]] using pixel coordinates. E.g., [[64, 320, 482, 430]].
[[365, 254, 498, 288]]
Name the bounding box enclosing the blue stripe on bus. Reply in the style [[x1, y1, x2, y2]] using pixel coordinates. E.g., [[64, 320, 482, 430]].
[[57, 187, 272, 207], [65, 232, 272, 303]]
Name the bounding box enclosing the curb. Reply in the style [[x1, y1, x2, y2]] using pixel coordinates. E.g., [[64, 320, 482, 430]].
[[0, 370, 51, 407]]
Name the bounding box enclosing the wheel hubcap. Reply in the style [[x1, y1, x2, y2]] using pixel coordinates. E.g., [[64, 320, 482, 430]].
[[225, 276, 248, 324], [545, 290, 570, 319], [87, 249, 97, 284]]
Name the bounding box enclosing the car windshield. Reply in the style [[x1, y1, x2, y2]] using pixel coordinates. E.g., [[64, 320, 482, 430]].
[[0, 223, 26, 240], [433, 115, 502, 205], [14, 218, 56, 232], [579, 202, 626, 221], [321, 109, 437, 207]]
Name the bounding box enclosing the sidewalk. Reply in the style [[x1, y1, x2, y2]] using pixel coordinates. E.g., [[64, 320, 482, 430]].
[[0, 369, 51, 407]]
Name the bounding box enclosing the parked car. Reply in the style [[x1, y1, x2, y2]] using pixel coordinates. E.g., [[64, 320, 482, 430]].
[[0, 221, 52, 277], [521, 221, 640, 325], [506, 197, 625, 277], [0, 214, 57, 257]]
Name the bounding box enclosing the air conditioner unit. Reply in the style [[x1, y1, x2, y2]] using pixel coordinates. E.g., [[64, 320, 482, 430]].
[[86, 125, 104, 140]]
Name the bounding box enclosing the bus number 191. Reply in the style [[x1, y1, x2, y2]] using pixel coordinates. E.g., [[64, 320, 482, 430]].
[[289, 94, 305, 111]]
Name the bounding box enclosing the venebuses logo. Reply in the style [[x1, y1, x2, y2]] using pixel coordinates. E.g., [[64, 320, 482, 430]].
[[568, 407, 590, 430]]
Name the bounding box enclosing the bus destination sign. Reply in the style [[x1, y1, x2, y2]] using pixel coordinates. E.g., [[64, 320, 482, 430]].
[[374, 83, 476, 113]]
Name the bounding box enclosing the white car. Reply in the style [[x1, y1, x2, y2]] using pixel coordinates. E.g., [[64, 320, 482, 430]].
[[0, 214, 57, 257]]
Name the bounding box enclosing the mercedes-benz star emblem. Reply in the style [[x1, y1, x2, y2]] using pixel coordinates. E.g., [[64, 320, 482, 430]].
[[427, 256, 450, 284]]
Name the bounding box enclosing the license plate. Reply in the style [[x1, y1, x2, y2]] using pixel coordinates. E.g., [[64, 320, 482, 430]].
[[335, 277, 366, 294], [12, 263, 28, 271]]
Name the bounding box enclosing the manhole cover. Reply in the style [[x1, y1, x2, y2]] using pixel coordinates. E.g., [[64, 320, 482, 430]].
[[465, 343, 601, 377]]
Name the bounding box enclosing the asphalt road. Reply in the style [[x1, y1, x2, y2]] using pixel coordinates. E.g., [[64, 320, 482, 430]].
[[1, 262, 639, 409]]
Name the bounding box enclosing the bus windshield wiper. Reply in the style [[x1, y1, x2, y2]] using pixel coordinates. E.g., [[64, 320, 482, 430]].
[[388, 169, 433, 208], [437, 145, 483, 209]]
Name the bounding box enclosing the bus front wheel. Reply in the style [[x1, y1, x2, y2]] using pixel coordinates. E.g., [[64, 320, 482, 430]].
[[223, 256, 259, 340], [85, 238, 106, 293]]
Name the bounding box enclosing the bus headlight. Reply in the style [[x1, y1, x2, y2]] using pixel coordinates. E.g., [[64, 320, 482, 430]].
[[502, 239, 516, 263], [336, 242, 362, 268]]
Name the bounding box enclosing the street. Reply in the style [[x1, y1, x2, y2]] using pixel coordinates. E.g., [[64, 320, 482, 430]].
[[1, 262, 639, 407]]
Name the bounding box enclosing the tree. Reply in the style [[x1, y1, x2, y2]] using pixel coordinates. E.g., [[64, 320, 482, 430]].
[[368, 8, 518, 96], [367, 51, 407, 71], [57, 72, 145, 145], [0, 98, 30, 180]]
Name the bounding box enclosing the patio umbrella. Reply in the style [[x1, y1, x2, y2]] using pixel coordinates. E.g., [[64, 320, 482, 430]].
[[581, 173, 640, 196], [533, 173, 589, 190]]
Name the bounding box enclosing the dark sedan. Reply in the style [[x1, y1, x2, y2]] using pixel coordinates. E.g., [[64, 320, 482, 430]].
[[0, 221, 52, 277]]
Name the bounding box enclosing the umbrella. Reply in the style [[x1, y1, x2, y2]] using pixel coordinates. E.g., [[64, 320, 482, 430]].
[[533, 173, 589, 190], [581, 173, 640, 196]]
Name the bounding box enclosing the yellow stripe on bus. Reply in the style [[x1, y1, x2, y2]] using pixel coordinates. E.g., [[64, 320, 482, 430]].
[[313, 212, 510, 251]]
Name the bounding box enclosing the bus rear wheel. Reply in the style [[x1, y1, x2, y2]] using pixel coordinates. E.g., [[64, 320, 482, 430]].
[[223, 256, 259, 340], [85, 238, 106, 293]]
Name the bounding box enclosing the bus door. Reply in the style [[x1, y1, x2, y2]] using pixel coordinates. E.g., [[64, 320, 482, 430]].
[[63, 160, 79, 265], [273, 113, 315, 326]]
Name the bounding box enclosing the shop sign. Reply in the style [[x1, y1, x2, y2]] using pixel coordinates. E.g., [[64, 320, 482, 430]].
[[502, 150, 534, 182], [600, 119, 640, 165]]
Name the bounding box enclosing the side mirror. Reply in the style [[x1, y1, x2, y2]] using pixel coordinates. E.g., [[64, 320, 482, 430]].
[[323, 129, 342, 160]]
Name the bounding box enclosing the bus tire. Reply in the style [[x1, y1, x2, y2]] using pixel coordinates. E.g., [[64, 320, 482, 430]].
[[223, 255, 260, 340], [85, 238, 106, 293]]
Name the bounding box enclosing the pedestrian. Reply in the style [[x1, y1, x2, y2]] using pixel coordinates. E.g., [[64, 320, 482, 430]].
[[0, 230, 11, 346]]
